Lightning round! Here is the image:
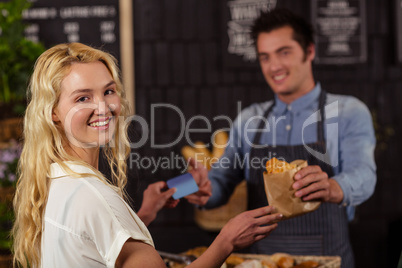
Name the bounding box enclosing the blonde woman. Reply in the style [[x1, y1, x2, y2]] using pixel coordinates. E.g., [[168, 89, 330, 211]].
[[12, 43, 282, 268]]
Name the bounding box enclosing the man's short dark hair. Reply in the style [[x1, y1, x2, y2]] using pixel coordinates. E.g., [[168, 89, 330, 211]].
[[251, 8, 315, 55]]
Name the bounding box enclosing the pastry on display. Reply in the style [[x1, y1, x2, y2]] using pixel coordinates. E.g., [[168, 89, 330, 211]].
[[164, 247, 339, 268]]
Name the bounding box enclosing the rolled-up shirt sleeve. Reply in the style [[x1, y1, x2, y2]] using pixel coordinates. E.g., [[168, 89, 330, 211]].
[[206, 115, 246, 209], [332, 97, 377, 219]]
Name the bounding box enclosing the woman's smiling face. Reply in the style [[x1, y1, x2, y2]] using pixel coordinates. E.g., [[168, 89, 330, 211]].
[[52, 61, 121, 149]]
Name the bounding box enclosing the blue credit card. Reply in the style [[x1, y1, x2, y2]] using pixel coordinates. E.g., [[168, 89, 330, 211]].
[[166, 173, 199, 200]]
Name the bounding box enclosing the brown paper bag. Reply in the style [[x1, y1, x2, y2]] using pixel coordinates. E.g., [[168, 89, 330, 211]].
[[263, 160, 321, 219]]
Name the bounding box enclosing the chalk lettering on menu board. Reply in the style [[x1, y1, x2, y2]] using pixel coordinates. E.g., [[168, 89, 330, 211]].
[[226, 0, 277, 62], [21, 1, 120, 61], [311, 0, 367, 64]]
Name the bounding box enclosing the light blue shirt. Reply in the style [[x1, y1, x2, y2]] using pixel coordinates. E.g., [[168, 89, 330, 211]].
[[207, 83, 377, 221]]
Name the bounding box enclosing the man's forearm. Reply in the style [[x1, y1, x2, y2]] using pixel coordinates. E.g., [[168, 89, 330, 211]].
[[328, 178, 344, 204]]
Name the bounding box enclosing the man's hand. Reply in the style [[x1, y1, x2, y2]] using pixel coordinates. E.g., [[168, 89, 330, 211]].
[[293, 165, 344, 204], [184, 158, 212, 206], [137, 181, 179, 226]]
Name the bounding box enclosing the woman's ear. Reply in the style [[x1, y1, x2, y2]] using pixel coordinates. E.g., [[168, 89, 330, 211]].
[[52, 110, 60, 122]]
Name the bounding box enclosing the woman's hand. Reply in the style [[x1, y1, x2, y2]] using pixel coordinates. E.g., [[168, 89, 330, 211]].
[[137, 181, 179, 226], [189, 206, 282, 268], [218, 205, 282, 251]]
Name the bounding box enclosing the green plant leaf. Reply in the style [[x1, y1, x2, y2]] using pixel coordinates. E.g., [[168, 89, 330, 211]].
[[0, 0, 45, 109]]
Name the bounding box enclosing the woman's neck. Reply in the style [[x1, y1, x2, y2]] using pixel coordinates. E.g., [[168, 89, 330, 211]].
[[65, 145, 100, 169]]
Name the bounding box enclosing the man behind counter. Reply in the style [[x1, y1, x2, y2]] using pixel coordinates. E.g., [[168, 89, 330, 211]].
[[185, 8, 376, 268]]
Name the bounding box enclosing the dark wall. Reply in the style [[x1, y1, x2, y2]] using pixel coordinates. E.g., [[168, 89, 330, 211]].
[[129, 1, 402, 267]]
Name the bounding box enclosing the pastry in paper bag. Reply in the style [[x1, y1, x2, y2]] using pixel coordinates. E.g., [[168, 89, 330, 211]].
[[263, 158, 321, 219]]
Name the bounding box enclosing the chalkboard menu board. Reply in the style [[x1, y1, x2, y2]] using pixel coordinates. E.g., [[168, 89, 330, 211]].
[[21, 0, 121, 62], [222, 0, 277, 68], [311, 0, 367, 64]]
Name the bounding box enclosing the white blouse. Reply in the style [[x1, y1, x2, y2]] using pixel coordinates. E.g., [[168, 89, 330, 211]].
[[41, 162, 153, 268]]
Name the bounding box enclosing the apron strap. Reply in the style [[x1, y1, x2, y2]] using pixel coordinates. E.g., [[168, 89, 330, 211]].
[[317, 90, 327, 143], [251, 100, 275, 146], [252, 90, 328, 146]]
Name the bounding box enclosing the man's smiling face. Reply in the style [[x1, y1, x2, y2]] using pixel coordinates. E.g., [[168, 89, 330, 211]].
[[257, 26, 316, 103]]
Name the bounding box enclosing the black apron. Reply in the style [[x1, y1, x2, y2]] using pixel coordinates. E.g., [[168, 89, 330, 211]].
[[247, 91, 354, 268]]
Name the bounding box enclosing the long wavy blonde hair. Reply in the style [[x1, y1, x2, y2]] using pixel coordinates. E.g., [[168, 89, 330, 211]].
[[12, 43, 131, 268]]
